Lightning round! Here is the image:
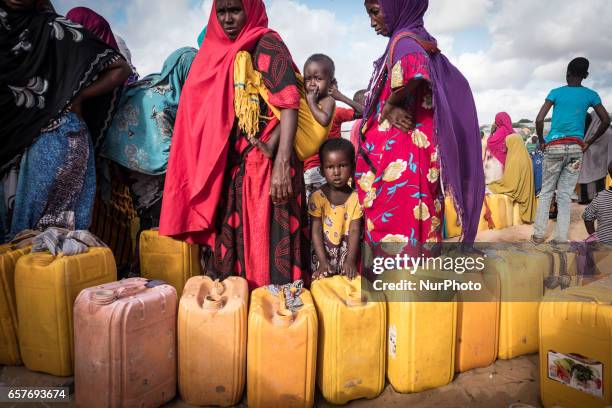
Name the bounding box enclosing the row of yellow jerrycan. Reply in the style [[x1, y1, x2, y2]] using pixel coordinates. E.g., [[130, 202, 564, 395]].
[[0, 230, 198, 372], [180, 274, 386, 407], [2, 231, 611, 407], [444, 193, 532, 238]]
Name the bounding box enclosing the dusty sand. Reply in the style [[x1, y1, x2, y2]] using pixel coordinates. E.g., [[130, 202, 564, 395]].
[[0, 355, 541, 408], [1, 204, 589, 408]]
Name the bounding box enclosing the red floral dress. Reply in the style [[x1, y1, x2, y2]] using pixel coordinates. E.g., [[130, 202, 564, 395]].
[[356, 51, 443, 250]]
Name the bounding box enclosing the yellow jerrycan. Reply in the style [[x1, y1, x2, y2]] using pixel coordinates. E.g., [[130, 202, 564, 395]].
[[139, 229, 201, 297], [455, 266, 501, 372], [15, 247, 116, 376], [486, 246, 548, 360], [384, 267, 457, 393], [540, 278, 612, 408], [0, 244, 30, 365], [178, 276, 248, 406], [311, 275, 386, 404], [247, 284, 317, 408]]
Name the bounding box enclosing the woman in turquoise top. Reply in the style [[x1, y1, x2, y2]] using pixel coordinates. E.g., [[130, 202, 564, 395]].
[[100, 46, 198, 228]]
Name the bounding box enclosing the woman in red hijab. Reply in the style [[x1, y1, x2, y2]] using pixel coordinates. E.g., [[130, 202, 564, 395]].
[[484, 112, 515, 184], [159, 0, 308, 289]]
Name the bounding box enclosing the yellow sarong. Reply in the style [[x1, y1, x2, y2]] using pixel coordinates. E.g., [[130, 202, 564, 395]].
[[233, 51, 332, 161]]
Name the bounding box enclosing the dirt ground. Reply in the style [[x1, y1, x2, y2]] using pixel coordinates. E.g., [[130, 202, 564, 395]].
[[0, 355, 540, 408], [1, 204, 589, 408]]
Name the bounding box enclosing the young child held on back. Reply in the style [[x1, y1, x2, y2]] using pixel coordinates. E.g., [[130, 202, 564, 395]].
[[309, 138, 363, 280], [251, 53, 338, 159]]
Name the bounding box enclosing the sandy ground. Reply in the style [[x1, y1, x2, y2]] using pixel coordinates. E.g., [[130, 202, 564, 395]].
[[0, 355, 540, 408], [1, 204, 589, 408]]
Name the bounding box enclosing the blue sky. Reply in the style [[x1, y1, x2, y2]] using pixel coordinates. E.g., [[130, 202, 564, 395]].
[[54, 0, 612, 123]]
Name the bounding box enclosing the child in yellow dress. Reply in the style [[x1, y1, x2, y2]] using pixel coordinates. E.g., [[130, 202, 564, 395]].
[[309, 138, 363, 280]]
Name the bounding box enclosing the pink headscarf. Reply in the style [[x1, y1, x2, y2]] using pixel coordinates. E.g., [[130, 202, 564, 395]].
[[487, 112, 514, 165]]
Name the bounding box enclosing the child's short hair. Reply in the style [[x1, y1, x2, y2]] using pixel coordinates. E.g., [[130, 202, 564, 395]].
[[305, 54, 335, 78], [319, 138, 355, 166], [568, 57, 589, 79], [608, 160, 612, 178], [353, 89, 367, 105]]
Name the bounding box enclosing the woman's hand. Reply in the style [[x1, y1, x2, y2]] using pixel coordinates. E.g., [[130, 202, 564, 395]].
[[270, 156, 293, 204], [380, 103, 413, 133]]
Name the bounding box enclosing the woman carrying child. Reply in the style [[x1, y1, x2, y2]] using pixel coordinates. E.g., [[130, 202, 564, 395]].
[[159, 0, 309, 289], [358, 0, 483, 248]]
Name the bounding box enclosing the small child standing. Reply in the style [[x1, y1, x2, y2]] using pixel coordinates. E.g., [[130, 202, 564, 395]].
[[309, 138, 363, 280], [583, 161, 612, 246]]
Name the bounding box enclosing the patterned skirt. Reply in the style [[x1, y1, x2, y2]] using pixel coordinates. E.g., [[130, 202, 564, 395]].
[[10, 112, 96, 237]]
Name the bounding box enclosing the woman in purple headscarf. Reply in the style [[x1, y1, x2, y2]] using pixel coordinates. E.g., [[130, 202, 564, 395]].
[[357, 0, 484, 246]]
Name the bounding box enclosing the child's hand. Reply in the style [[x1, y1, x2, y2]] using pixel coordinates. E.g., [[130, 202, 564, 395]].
[[582, 141, 591, 152], [307, 86, 319, 105], [342, 260, 358, 280], [313, 262, 333, 280], [380, 103, 413, 133], [329, 80, 341, 100]]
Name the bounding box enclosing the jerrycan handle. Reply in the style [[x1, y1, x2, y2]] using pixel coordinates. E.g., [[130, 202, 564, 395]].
[[345, 287, 366, 307], [273, 291, 294, 327], [211, 279, 226, 296], [92, 283, 145, 305]]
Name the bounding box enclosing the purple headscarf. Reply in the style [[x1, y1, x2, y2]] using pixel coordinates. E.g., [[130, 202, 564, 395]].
[[66, 7, 119, 51], [366, 0, 484, 243]]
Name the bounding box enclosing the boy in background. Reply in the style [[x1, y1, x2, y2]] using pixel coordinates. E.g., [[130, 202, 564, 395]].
[[532, 57, 610, 243]]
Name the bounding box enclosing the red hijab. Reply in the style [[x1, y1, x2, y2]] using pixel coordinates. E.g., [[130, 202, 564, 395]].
[[159, 0, 275, 243], [487, 112, 514, 165]]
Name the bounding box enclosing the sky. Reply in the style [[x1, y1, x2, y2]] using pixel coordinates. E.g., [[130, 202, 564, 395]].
[[54, 0, 612, 126]]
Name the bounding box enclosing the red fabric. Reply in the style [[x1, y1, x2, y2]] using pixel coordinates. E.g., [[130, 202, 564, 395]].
[[546, 137, 585, 148], [242, 149, 272, 288], [303, 107, 355, 171], [350, 119, 363, 156], [486, 112, 514, 166], [159, 0, 275, 244]]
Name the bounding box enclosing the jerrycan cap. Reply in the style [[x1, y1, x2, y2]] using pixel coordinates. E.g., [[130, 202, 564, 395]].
[[203, 294, 225, 310], [92, 290, 118, 305], [273, 308, 294, 326]]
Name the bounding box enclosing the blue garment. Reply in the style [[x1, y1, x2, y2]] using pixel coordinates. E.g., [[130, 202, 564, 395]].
[[531, 148, 543, 195], [197, 26, 207, 47], [545, 86, 602, 143], [100, 47, 198, 175], [10, 113, 96, 238]]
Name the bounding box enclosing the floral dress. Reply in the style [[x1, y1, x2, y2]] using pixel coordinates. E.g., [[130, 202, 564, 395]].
[[356, 51, 443, 250], [308, 190, 363, 275]]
